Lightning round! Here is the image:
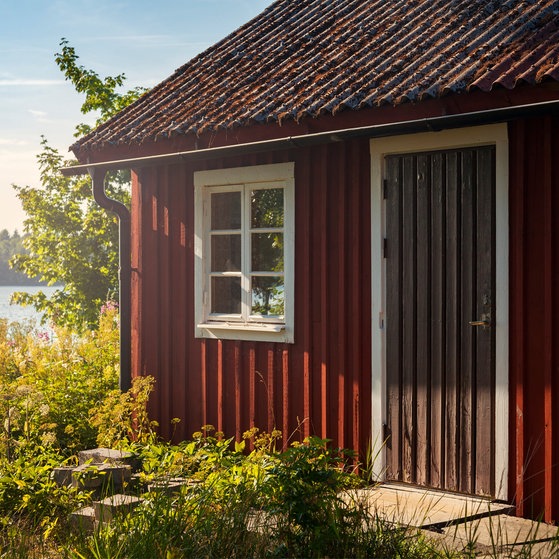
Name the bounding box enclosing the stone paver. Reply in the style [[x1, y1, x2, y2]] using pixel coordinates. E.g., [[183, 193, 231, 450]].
[[346, 484, 558, 557], [445, 514, 559, 547], [147, 477, 190, 496], [69, 506, 97, 533], [94, 494, 143, 524], [346, 484, 513, 528], [72, 463, 132, 490], [78, 447, 141, 471], [476, 539, 559, 559]]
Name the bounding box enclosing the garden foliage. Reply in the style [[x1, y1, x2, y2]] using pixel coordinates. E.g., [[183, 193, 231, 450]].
[[69, 426, 449, 559], [0, 304, 119, 535], [0, 310, 461, 558]]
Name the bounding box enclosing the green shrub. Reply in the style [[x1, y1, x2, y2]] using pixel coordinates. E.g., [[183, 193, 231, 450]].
[[90, 375, 157, 449], [0, 305, 118, 457], [70, 427, 457, 559], [0, 318, 463, 557], [0, 305, 119, 533]]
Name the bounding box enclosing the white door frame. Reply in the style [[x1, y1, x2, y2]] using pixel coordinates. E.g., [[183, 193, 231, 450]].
[[370, 124, 509, 500]]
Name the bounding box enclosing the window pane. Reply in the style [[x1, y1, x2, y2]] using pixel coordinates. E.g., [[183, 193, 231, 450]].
[[211, 235, 241, 271], [211, 191, 241, 230], [211, 277, 241, 314], [252, 233, 283, 272], [251, 188, 284, 228], [251, 276, 284, 317]]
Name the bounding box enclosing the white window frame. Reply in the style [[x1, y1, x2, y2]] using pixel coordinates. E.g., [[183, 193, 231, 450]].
[[194, 162, 295, 343]]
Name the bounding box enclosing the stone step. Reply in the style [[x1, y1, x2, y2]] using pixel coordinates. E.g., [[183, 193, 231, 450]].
[[72, 463, 132, 491], [147, 477, 191, 496], [52, 466, 74, 487], [78, 447, 141, 472], [442, 514, 559, 554], [69, 506, 97, 533], [94, 494, 144, 524]]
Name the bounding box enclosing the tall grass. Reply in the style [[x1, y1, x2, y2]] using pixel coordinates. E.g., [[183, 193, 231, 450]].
[[64, 430, 461, 559], [67, 476, 456, 559]]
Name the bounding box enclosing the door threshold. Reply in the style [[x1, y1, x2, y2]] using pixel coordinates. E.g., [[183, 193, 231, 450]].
[[346, 482, 514, 530]]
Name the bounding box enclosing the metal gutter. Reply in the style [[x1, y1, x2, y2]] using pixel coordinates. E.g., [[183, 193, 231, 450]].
[[61, 98, 559, 177], [89, 167, 132, 392]]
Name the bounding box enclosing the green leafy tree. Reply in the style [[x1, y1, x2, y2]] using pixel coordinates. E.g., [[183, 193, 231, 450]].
[[0, 229, 40, 285], [10, 39, 147, 330], [54, 38, 147, 138], [11, 140, 121, 329]]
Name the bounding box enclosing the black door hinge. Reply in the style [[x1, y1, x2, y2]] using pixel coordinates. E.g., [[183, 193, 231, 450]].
[[383, 423, 391, 447]]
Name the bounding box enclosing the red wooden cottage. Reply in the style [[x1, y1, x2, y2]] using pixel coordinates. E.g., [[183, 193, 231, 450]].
[[65, 0, 559, 522]]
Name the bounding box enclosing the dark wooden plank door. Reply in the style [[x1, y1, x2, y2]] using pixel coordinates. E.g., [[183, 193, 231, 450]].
[[385, 146, 496, 496]]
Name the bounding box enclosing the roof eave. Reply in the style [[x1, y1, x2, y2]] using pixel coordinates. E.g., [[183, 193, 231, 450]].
[[61, 98, 559, 177]]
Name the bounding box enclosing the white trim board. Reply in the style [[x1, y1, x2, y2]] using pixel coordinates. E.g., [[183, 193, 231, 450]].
[[369, 124, 509, 501]]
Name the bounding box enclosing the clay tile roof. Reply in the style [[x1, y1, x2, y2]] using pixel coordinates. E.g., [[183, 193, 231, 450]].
[[72, 0, 559, 155]]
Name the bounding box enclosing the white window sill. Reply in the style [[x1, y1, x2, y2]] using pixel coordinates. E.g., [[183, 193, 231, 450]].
[[197, 322, 284, 332], [196, 322, 293, 343]]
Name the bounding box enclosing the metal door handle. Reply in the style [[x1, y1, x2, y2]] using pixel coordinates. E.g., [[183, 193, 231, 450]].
[[468, 313, 491, 328]]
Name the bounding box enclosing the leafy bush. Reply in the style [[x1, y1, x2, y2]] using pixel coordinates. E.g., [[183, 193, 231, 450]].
[[0, 305, 119, 532], [70, 425, 455, 559], [90, 375, 157, 449], [0, 305, 119, 456], [0, 319, 461, 557]]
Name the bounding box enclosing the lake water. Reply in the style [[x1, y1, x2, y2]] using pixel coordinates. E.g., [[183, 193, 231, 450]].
[[0, 285, 58, 324]]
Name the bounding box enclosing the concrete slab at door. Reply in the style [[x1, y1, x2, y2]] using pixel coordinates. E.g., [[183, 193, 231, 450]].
[[346, 483, 512, 529]]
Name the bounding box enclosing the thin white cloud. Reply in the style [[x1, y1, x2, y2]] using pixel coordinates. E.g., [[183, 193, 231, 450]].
[[79, 34, 209, 50], [87, 34, 170, 43], [28, 109, 50, 123], [0, 139, 27, 146], [0, 79, 65, 87]]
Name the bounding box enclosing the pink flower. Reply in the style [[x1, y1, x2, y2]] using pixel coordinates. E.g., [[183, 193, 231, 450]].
[[37, 331, 50, 343], [100, 301, 119, 315]]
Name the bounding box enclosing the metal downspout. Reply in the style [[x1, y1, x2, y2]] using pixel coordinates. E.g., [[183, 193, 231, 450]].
[[89, 166, 131, 392]]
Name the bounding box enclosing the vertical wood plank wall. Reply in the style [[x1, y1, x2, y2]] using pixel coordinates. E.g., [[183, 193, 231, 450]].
[[509, 115, 559, 523], [131, 138, 372, 458], [130, 115, 559, 522]]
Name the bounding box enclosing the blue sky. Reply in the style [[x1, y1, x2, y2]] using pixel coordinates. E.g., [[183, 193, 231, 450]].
[[0, 0, 271, 233]]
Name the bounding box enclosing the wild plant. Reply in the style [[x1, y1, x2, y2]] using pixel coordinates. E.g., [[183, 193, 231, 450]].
[[70, 422, 461, 559], [0, 305, 119, 539], [89, 375, 157, 449]]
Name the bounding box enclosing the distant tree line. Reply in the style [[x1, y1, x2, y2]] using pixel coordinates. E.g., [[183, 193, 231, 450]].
[[0, 229, 42, 286]]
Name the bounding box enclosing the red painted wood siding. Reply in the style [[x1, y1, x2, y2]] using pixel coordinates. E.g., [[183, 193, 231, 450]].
[[130, 114, 559, 522], [509, 115, 559, 523], [131, 139, 372, 457]]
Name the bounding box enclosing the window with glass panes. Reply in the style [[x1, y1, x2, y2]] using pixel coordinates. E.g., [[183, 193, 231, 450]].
[[194, 163, 294, 342], [208, 184, 285, 321]]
